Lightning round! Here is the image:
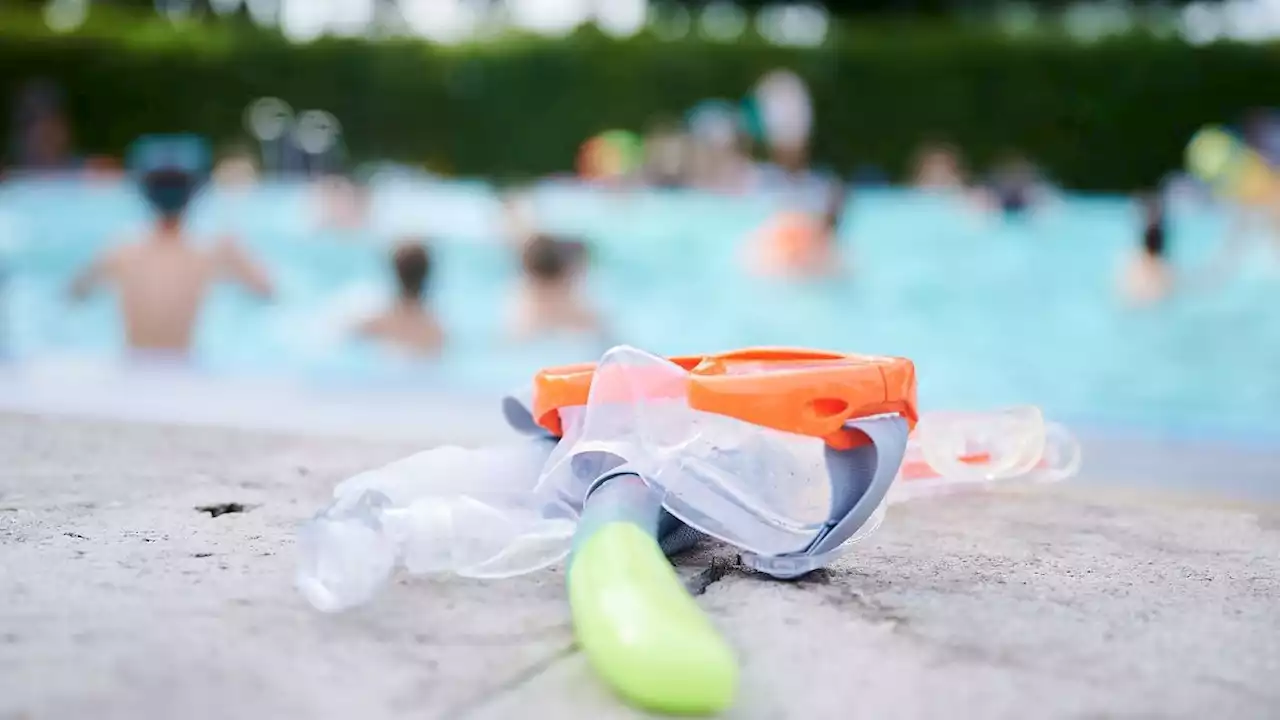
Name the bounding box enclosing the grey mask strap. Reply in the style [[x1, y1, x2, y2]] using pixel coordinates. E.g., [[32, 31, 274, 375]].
[[742, 414, 908, 579], [502, 388, 555, 438]]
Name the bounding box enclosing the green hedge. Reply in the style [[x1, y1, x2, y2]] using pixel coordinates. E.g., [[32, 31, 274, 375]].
[[4, 15, 1280, 190]]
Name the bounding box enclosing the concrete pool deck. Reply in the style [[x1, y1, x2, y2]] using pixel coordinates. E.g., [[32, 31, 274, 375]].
[[2, 412, 1279, 719]]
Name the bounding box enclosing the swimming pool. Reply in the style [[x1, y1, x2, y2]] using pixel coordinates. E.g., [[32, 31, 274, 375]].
[[1, 178, 1278, 441]]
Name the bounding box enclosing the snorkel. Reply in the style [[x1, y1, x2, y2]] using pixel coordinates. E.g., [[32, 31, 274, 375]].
[[537, 348, 915, 713], [298, 345, 1080, 716]]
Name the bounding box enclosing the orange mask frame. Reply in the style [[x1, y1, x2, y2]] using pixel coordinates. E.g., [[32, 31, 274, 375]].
[[532, 347, 917, 451]]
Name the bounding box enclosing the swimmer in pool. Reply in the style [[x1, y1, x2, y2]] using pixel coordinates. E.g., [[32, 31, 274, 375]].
[[68, 167, 274, 354], [1120, 193, 1174, 305], [315, 173, 370, 232], [357, 241, 444, 356], [508, 235, 604, 341], [983, 151, 1045, 218], [1211, 116, 1280, 276], [746, 181, 846, 278], [912, 141, 967, 192], [212, 143, 258, 189], [642, 118, 692, 190]]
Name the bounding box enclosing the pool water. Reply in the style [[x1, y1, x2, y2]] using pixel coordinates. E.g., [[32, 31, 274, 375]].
[[1, 178, 1278, 440]]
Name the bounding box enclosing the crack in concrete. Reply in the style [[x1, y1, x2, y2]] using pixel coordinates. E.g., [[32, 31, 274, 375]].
[[787, 569, 912, 629], [799, 577, 1099, 678], [788, 575, 1062, 676], [685, 556, 739, 596]]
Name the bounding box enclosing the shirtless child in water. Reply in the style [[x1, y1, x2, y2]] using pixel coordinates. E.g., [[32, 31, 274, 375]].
[[69, 168, 273, 354], [509, 235, 604, 341], [356, 241, 444, 356], [1120, 193, 1174, 306]]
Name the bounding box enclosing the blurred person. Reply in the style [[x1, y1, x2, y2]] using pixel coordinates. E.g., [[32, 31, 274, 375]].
[[7, 79, 79, 174], [912, 142, 967, 191], [1237, 110, 1280, 244], [686, 101, 756, 194], [356, 241, 443, 356], [752, 71, 811, 162], [1120, 193, 1173, 305], [68, 168, 273, 354], [750, 70, 839, 201], [747, 71, 845, 277], [688, 141, 752, 193], [642, 119, 692, 189], [315, 173, 371, 231], [212, 144, 259, 189], [754, 135, 841, 223], [509, 235, 603, 341], [982, 151, 1048, 219], [1200, 118, 1280, 278], [757, 138, 826, 193], [747, 182, 848, 278], [1243, 108, 1280, 167]]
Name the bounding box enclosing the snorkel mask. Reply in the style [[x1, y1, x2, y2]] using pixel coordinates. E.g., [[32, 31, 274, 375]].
[[300, 344, 1081, 604], [516, 345, 917, 578]]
